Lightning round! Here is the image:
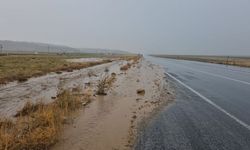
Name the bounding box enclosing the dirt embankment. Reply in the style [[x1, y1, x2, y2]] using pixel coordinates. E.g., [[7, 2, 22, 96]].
[[152, 55, 250, 68], [52, 58, 173, 150]]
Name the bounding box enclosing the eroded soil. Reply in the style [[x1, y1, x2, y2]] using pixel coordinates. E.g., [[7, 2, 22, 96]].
[[52, 58, 173, 150], [0, 60, 119, 117], [0, 57, 173, 150]]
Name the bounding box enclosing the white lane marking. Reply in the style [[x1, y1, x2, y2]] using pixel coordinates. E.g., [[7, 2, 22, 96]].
[[166, 72, 250, 131], [176, 64, 250, 86]]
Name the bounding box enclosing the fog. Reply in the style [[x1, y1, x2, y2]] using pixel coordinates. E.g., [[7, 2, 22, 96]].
[[0, 0, 250, 55]]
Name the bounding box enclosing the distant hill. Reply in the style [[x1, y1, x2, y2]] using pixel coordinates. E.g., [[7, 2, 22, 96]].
[[0, 40, 79, 53], [0, 40, 130, 54]]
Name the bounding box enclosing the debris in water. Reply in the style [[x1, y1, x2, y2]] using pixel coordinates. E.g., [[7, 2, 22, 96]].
[[136, 89, 145, 95]]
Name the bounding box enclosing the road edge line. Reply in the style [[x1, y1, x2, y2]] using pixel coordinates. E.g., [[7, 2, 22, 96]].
[[166, 72, 250, 131]]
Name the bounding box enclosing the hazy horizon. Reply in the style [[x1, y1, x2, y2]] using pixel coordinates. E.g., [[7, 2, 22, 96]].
[[0, 0, 250, 55]]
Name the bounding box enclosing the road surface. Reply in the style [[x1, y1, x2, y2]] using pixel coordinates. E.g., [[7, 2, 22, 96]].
[[135, 56, 250, 150]]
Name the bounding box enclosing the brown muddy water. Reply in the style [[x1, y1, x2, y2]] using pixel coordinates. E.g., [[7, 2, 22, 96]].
[[0, 58, 173, 150], [0, 60, 123, 117], [52, 59, 173, 150]]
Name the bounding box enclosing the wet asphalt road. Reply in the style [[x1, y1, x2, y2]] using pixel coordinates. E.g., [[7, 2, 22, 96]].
[[135, 56, 250, 150]]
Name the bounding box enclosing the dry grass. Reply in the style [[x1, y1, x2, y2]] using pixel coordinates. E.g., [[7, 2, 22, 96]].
[[0, 90, 88, 150], [14, 102, 46, 117], [0, 54, 140, 149], [120, 63, 131, 71], [120, 55, 141, 71], [118, 55, 142, 62], [0, 54, 141, 84], [0, 55, 111, 84], [96, 74, 116, 95]]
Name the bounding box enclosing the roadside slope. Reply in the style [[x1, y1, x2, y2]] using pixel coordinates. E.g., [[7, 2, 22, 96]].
[[135, 56, 250, 150], [52, 59, 173, 150]]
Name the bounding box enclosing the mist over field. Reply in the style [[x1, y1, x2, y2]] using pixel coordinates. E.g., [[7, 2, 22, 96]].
[[0, 40, 130, 54], [0, 0, 250, 55]]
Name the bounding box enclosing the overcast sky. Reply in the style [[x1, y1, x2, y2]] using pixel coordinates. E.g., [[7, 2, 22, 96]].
[[0, 0, 250, 55]]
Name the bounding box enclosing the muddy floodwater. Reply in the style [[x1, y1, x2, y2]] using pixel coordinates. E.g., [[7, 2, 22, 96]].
[[0, 58, 173, 150], [0, 60, 122, 117], [52, 59, 173, 150]]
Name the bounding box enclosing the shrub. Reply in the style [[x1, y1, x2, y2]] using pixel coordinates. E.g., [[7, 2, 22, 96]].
[[96, 75, 116, 95], [120, 63, 131, 71]]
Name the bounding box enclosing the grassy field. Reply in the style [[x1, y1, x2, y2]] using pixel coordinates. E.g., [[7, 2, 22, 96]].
[[152, 55, 250, 68], [0, 54, 111, 84]]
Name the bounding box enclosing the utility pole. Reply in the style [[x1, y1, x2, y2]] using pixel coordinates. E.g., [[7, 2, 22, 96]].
[[226, 56, 229, 66], [48, 45, 50, 54], [0, 44, 3, 54]]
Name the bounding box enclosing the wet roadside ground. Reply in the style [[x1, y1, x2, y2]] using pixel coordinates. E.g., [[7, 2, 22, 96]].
[[135, 56, 250, 150]]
